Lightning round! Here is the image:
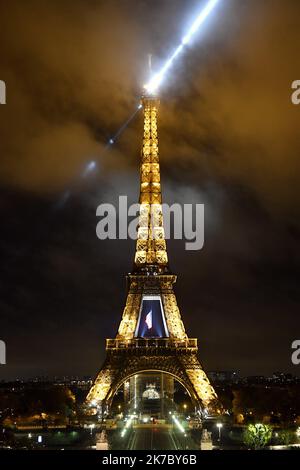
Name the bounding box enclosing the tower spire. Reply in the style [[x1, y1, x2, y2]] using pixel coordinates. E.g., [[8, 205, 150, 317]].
[[134, 95, 168, 272]]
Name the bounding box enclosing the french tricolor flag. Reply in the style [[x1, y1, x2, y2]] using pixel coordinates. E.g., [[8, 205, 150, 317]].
[[145, 310, 153, 330]]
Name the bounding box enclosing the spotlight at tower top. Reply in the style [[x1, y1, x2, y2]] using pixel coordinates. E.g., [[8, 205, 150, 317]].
[[144, 0, 221, 95]]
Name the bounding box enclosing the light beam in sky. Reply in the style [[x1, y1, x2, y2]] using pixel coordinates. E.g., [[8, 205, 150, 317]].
[[56, 1, 221, 208], [144, 0, 221, 94], [108, 104, 142, 145], [55, 104, 142, 208], [83, 160, 97, 177]]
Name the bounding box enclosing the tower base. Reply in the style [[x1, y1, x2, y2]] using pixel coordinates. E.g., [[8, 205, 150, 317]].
[[86, 338, 218, 412]]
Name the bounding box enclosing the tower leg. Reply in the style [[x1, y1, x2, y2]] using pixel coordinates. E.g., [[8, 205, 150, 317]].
[[87, 351, 218, 413]]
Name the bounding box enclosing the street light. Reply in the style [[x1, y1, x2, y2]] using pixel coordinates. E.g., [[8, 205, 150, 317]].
[[216, 422, 223, 442], [90, 423, 95, 435]]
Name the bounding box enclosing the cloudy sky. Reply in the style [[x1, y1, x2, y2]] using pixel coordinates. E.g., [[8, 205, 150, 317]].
[[0, 0, 300, 380]]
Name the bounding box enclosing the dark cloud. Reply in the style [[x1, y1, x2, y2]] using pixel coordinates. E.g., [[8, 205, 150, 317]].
[[1, 0, 299, 209], [0, 0, 300, 379]]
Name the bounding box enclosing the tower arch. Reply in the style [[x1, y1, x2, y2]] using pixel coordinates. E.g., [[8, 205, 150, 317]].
[[106, 369, 198, 408]]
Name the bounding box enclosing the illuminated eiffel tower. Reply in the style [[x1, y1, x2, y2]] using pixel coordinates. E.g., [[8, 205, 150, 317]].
[[86, 95, 218, 413]]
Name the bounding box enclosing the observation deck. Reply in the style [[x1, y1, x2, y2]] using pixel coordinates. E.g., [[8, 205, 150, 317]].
[[106, 337, 198, 354]]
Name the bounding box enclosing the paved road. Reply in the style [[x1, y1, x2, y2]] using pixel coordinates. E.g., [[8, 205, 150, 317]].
[[125, 427, 197, 450], [128, 428, 178, 450]]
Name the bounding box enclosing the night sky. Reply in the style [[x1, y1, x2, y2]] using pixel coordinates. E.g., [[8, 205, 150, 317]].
[[0, 0, 300, 380]]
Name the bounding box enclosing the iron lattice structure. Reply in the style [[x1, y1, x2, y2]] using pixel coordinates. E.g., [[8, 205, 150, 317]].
[[86, 96, 218, 411]]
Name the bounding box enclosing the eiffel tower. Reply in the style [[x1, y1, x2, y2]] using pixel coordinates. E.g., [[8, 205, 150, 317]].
[[86, 94, 218, 413]]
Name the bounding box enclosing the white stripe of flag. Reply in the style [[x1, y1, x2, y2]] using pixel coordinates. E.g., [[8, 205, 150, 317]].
[[145, 310, 152, 329]]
